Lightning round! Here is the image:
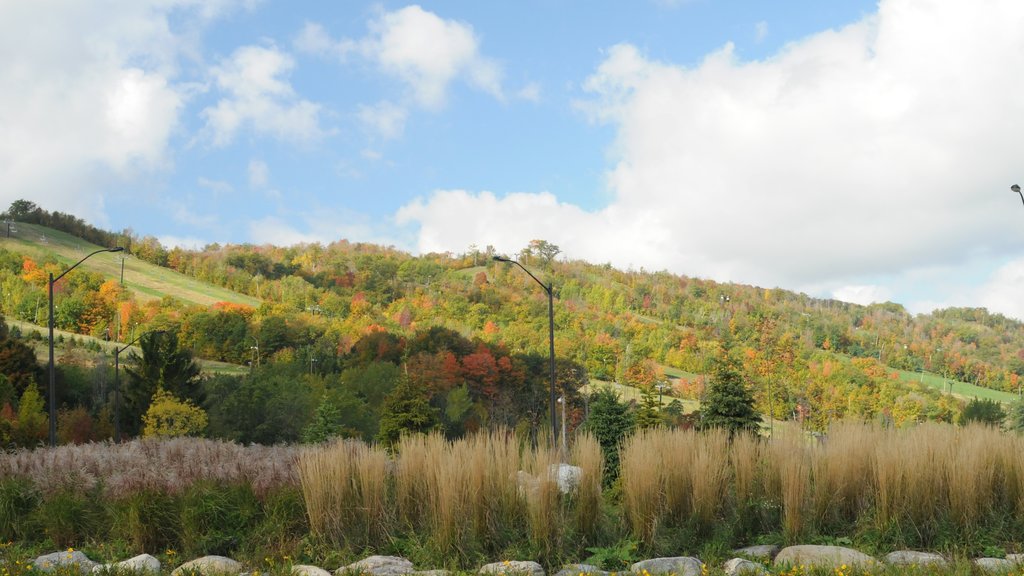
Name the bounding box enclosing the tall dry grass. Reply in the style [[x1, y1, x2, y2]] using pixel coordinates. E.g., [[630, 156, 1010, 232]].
[[298, 429, 594, 565], [0, 437, 299, 497], [619, 421, 1024, 548], [570, 432, 603, 540]]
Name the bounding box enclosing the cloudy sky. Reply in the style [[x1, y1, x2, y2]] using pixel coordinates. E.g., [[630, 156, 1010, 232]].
[[3, 0, 1024, 318]]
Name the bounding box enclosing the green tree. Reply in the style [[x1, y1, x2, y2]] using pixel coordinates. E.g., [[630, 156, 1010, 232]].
[[302, 397, 352, 443], [123, 331, 201, 436], [377, 378, 439, 447], [582, 387, 635, 482], [699, 343, 761, 436], [1007, 397, 1024, 432], [204, 367, 317, 444], [959, 398, 1006, 427], [142, 387, 208, 438], [12, 385, 46, 447], [634, 385, 662, 430]]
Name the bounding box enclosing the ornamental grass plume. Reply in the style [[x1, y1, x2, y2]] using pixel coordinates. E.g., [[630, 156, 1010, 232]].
[[0, 438, 299, 498]]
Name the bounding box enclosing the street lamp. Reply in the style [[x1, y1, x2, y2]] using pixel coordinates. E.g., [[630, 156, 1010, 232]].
[[1013, 184, 1022, 207], [48, 247, 124, 446], [494, 255, 558, 448], [113, 330, 165, 442]]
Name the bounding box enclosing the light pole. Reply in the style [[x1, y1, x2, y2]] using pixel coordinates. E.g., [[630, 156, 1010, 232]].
[[49, 247, 124, 446], [250, 335, 260, 369], [113, 330, 164, 442], [494, 255, 558, 449], [1012, 184, 1022, 207]]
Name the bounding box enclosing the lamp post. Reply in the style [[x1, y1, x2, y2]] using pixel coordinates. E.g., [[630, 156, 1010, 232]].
[[113, 330, 164, 442], [49, 247, 124, 446], [494, 255, 558, 449], [1012, 184, 1022, 207]]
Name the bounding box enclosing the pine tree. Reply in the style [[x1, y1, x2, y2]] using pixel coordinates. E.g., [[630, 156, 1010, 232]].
[[377, 377, 439, 447], [302, 397, 344, 444], [699, 343, 761, 436]]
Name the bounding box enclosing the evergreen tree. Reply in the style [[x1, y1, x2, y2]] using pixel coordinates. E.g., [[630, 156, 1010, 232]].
[[959, 398, 1006, 427], [377, 377, 439, 447], [302, 397, 345, 444], [582, 387, 635, 482], [124, 331, 201, 436], [634, 385, 662, 430], [699, 343, 761, 437]]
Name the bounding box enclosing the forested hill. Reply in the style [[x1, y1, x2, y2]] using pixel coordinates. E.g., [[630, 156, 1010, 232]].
[[3, 200, 1024, 428]]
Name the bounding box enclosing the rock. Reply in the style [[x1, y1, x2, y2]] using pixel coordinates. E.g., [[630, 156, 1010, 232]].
[[479, 561, 545, 576], [630, 557, 703, 576], [549, 464, 582, 494], [171, 556, 243, 576], [93, 554, 161, 574], [1007, 554, 1024, 564], [722, 559, 767, 576], [774, 546, 876, 569], [883, 551, 947, 567], [33, 551, 98, 574], [553, 564, 607, 576], [732, 546, 780, 562], [338, 556, 415, 576], [975, 558, 1015, 572], [413, 571, 452, 576], [293, 566, 333, 576]]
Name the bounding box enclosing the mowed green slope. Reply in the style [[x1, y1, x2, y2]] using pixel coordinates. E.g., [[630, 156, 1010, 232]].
[[3, 223, 259, 307]]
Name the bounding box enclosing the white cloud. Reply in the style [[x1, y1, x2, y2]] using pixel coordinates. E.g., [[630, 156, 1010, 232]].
[[364, 5, 503, 108], [0, 1, 241, 221], [250, 210, 401, 247], [832, 285, 893, 306], [398, 0, 1024, 306], [299, 6, 504, 110], [517, 82, 542, 103], [979, 259, 1024, 320], [358, 100, 409, 140], [158, 235, 209, 250], [754, 21, 769, 43], [202, 45, 325, 146], [248, 159, 269, 188], [198, 177, 233, 195]]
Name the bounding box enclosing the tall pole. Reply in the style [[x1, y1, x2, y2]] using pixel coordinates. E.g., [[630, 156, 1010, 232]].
[[495, 256, 558, 448], [48, 272, 55, 446], [114, 347, 121, 442], [47, 247, 124, 446]]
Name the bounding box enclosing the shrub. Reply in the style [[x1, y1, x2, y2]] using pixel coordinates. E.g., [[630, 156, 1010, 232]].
[[179, 482, 261, 557], [0, 476, 40, 542], [142, 387, 208, 438]]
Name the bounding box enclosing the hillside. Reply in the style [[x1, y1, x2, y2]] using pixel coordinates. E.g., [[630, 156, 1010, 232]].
[[2, 223, 259, 308], [3, 212, 1024, 435]]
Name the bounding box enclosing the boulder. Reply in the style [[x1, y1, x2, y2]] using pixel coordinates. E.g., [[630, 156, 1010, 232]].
[[1006, 554, 1024, 564], [883, 551, 947, 567], [338, 556, 415, 576], [731, 546, 779, 561], [552, 564, 607, 576], [479, 561, 545, 576], [975, 558, 1015, 572], [774, 546, 876, 569], [549, 464, 582, 493], [93, 554, 161, 574], [293, 566, 332, 576], [171, 556, 242, 576], [722, 559, 767, 576], [630, 557, 703, 576], [33, 551, 98, 574], [413, 571, 451, 576]]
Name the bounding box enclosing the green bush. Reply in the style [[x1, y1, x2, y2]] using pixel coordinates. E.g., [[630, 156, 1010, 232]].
[[179, 482, 261, 557], [109, 490, 180, 553], [0, 476, 40, 541], [34, 487, 107, 548]]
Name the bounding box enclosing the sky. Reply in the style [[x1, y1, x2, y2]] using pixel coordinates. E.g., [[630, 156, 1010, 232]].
[[3, 0, 1024, 318]]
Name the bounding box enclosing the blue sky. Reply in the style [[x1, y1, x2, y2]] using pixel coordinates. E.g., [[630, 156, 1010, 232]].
[[3, 0, 1024, 319]]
